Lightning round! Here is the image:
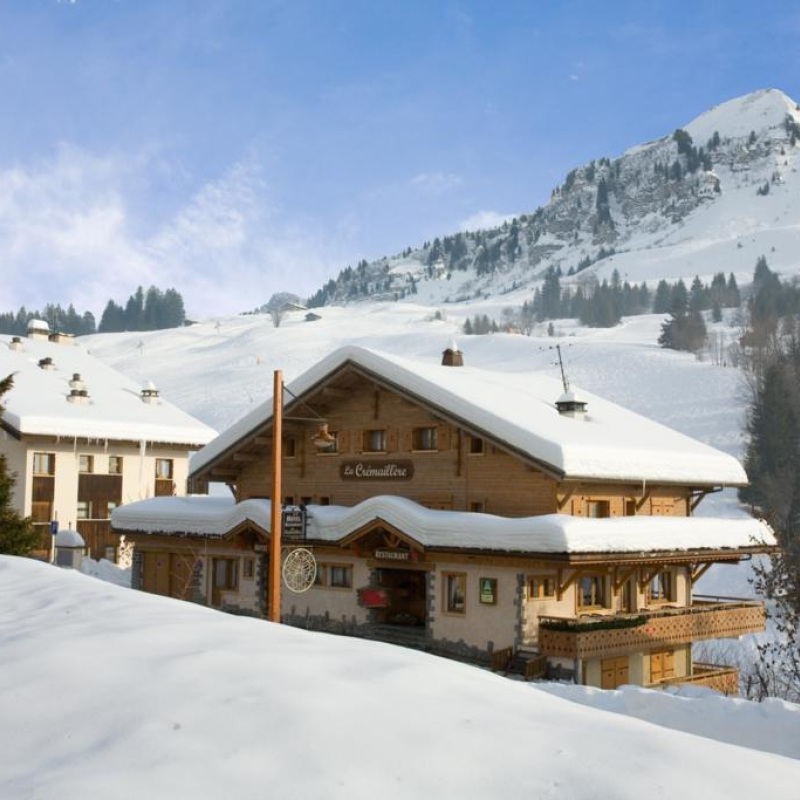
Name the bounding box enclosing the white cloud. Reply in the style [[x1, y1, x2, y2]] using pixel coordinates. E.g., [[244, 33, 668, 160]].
[[408, 171, 463, 194], [458, 210, 517, 232], [0, 146, 348, 318]]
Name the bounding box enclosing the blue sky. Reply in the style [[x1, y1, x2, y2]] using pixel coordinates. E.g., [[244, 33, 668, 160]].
[[2, 0, 799, 315]]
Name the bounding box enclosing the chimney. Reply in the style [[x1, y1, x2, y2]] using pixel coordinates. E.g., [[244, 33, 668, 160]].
[[67, 388, 90, 405], [27, 319, 50, 340], [8, 336, 24, 352], [441, 340, 464, 367], [48, 332, 75, 346], [555, 390, 588, 418], [38, 357, 55, 371], [69, 373, 84, 390], [141, 381, 160, 404]]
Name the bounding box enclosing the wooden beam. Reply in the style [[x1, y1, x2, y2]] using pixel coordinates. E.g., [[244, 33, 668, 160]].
[[557, 486, 577, 512], [691, 562, 714, 583], [636, 488, 653, 511], [613, 566, 638, 593], [690, 491, 709, 512], [638, 564, 663, 591], [556, 568, 581, 601]]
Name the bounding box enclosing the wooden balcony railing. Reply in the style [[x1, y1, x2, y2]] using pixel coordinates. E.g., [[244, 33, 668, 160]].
[[649, 662, 739, 696], [538, 598, 765, 659]]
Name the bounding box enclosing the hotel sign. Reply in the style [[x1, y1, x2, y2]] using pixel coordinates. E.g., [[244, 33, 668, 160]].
[[282, 505, 306, 540], [340, 460, 414, 481]]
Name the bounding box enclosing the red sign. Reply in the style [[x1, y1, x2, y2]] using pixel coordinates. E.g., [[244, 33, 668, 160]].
[[358, 588, 390, 608]]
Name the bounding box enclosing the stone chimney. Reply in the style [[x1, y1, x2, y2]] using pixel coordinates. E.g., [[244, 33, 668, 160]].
[[69, 373, 84, 390], [555, 390, 588, 418], [8, 336, 24, 352], [441, 340, 464, 367], [38, 357, 55, 371], [67, 388, 90, 405]]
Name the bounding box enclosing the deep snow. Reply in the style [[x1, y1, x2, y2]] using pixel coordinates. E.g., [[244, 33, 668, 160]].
[[1, 556, 799, 800]]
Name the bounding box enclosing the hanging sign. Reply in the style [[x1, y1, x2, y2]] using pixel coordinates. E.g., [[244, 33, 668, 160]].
[[340, 460, 414, 481], [479, 577, 497, 605], [49, 520, 59, 536], [282, 505, 306, 540]]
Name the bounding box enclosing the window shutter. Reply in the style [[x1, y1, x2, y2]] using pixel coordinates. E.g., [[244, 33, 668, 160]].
[[401, 429, 413, 451], [437, 424, 451, 451], [354, 430, 364, 453], [386, 428, 398, 452], [338, 430, 350, 453]]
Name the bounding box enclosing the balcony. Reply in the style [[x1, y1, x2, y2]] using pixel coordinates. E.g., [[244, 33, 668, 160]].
[[537, 596, 765, 660], [649, 662, 739, 696]]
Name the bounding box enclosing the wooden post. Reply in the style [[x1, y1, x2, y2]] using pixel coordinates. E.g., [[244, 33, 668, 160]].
[[269, 370, 283, 623]]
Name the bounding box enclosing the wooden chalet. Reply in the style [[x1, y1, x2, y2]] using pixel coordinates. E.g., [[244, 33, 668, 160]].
[[114, 345, 775, 692]]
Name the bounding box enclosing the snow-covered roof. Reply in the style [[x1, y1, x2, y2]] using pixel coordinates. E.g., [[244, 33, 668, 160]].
[[0, 335, 216, 446], [191, 345, 747, 486], [112, 494, 775, 555]]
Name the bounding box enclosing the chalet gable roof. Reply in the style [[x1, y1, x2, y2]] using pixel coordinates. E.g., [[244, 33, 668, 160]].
[[189, 345, 747, 487]]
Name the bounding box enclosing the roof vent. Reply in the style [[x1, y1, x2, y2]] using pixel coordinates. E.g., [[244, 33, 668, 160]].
[[555, 390, 588, 418], [38, 357, 55, 371], [27, 319, 50, 340], [441, 340, 464, 367], [69, 373, 83, 390], [67, 388, 90, 405], [8, 336, 24, 352], [141, 381, 159, 404]]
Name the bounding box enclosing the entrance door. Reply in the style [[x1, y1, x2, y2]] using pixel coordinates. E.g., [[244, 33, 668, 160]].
[[377, 568, 427, 627], [143, 552, 170, 596], [601, 656, 630, 689]]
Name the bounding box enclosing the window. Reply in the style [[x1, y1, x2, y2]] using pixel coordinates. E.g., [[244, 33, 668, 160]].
[[77, 500, 93, 520], [33, 452, 55, 475], [586, 500, 610, 518], [78, 455, 94, 474], [212, 558, 238, 591], [318, 496, 330, 506], [470, 501, 485, 513], [283, 438, 296, 458], [31, 501, 52, 524], [108, 456, 123, 475], [413, 427, 438, 451], [329, 565, 352, 589], [284, 495, 295, 506], [104, 546, 117, 563], [444, 572, 466, 614], [529, 577, 555, 599], [365, 429, 386, 453], [468, 436, 484, 455], [314, 563, 326, 586], [106, 501, 118, 519], [578, 574, 607, 609], [301, 496, 312, 506], [647, 571, 673, 603], [155, 458, 174, 480], [243, 559, 255, 579]]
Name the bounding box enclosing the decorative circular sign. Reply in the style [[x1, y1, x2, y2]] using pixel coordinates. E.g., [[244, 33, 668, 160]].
[[282, 547, 317, 594]]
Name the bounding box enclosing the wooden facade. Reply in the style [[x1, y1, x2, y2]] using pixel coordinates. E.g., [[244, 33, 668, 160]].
[[122, 358, 771, 692]]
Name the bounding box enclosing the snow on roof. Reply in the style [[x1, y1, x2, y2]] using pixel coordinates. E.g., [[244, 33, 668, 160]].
[[55, 528, 85, 548], [191, 345, 748, 486], [112, 494, 775, 555], [27, 319, 50, 331], [0, 335, 216, 446]]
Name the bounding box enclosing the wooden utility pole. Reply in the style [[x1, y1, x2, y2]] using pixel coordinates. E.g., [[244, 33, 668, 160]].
[[269, 369, 283, 623]]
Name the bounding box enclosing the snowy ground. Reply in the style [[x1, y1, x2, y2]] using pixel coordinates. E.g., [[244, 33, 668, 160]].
[[2, 556, 799, 800], [84, 302, 755, 596]]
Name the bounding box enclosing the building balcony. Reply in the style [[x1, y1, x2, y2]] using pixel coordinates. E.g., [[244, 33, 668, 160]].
[[537, 596, 765, 660], [649, 662, 739, 696]]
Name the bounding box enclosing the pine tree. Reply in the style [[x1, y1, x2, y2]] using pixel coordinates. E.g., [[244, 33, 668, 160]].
[[0, 376, 37, 556], [653, 280, 671, 313]]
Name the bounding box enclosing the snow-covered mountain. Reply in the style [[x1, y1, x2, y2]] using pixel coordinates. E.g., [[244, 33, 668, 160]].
[[310, 89, 800, 307]]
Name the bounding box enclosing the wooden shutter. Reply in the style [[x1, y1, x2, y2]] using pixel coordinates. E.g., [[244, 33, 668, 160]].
[[437, 424, 451, 451], [401, 429, 413, 452], [338, 430, 350, 453], [354, 430, 364, 453], [386, 428, 398, 452], [650, 652, 663, 682]]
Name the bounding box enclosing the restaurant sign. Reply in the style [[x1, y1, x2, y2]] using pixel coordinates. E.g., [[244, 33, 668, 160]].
[[374, 548, 411, 561], [282, 505, 306, 540], [340, 460, 414, 481]]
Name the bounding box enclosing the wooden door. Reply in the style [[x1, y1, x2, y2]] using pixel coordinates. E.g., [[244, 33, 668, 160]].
[[143, 552, 170, 596], [601, 657, 629, 689], [650, 650, 675, 683]]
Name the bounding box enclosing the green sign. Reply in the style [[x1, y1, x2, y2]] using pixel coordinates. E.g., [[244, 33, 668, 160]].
[[479, 577, 497, 605]]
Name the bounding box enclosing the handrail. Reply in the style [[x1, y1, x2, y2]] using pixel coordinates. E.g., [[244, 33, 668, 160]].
[[539, 598, 763, 627]]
